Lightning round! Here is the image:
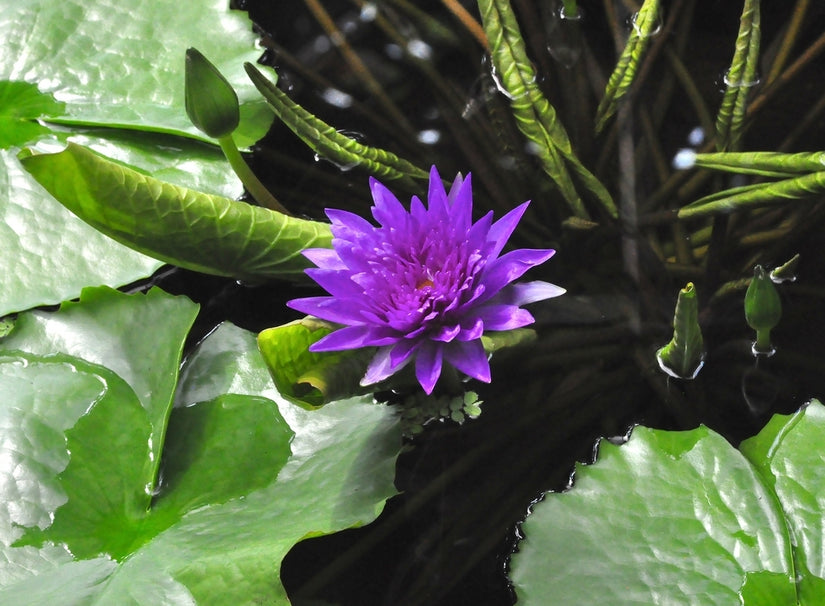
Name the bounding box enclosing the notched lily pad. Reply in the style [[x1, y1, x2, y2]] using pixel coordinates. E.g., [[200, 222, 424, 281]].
[[510, 400, 825, 605]]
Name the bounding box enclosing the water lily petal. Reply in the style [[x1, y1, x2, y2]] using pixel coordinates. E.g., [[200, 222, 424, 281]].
[[445, 340, 491, 383], [415, 342, 444, 395], [311, 324, 398, 351], [479, 249, 556, 301], [476, 304, 535, 331], [287, 296, 369, 325], [303, 248, 346, 270], [504, 281, 566, 305], [487, 201, 531, 258], [370, 177, 408, 227]]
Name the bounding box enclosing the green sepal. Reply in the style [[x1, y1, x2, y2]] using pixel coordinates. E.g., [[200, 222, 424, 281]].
[[656, 282, 705, 379], [184, 48, 240, 139]]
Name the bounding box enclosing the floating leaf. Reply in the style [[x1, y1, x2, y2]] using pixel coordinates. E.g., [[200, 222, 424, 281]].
[[715, 0, 761, 150], [0, 0, 277, 314], [656, 282, 704, 379], [20, 143, 332, 281], [0, 287, 403, 604], [245, 63, 429, 184], [477, 0, 615, 219], [595, 0, 661, 132], [510, 400, 825, 605], [0, 81, 64, 149]]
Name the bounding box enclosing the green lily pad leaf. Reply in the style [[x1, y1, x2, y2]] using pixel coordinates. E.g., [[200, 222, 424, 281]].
[[20, 143, 333, 281], [509, 401, 825, 605], [0, 286, 198, 472], [0, 0, 273, 147], [6, 351, 154, 560], [0, 0, 276, 315], [0, 81, 64, 149], [258, 317, 375, 409], [0, 289, 403, 604]]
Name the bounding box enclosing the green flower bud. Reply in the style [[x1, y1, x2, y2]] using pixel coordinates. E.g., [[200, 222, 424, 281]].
[[745, 265, 782, 354], [184, 48, 240, 138], [656, 282, 705, 379]]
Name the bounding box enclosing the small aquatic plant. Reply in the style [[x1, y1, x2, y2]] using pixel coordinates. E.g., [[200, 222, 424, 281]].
[[287, 166, 564, 394]]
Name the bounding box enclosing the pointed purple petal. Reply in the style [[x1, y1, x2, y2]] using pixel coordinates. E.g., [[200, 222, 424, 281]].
[[475, 304, 535, 331], [415, 342, 443, 394], [326, 208, 375, 234], [303, 248, 346, 270], [431, 324, 461, 342], [479, 249, 556, 300], [370, 178, 408, 227], [504, 281, 566, 305], [310, 325, 398, 351], [362, 344, 413, 386], [487, 202, 530, 258], [287, 296, 368, 325], [447, 172, 473, 230], [444, 340, 491, 383], [304, 268, 362, 299], [427, 166, 450, 218]]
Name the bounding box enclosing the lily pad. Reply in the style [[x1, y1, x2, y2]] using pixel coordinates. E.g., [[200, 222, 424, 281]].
[[0, 0, 277, 315], [510, 400, 825, 605], [0, 286, 402, 604]]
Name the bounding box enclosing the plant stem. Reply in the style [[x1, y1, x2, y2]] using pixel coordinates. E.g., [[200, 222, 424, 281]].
[[217, 135, 292, 215], [754, 328, 772, 353]]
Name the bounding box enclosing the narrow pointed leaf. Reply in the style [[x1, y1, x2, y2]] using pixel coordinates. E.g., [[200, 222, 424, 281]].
[[20, 142, 332, 281], [678, 170, 825, 219], [656, 282, 704, 379], [477, 0, 615, 219], [595, 0, 661, 132], [715, 0, 761, 150], [691, 150, 825, 178], [245, 63, 429, 183]]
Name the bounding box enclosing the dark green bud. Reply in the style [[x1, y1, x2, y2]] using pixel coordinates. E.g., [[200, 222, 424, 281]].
[[184, 48, 240, 138], [745, 265, 782, 332], [745, 265, 782, 354]]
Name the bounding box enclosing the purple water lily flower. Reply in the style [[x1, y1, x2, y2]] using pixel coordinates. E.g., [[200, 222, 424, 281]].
[[288, 166, 565, 394]]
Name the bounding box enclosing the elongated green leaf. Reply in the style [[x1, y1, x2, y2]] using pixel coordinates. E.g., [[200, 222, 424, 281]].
[[715, 0, 761, 150], [679, 170, 825, 219], [245, 63, 429, 184], [477, 0, 615, 219], [510, 400, 825, 605], [656, 282, 704, 379], [691, 150, 825, 178], [20, 142, 332, 281], [0, 287, 403, 604], [595, 0, 661, 132], [257, 317, 375, 409]]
